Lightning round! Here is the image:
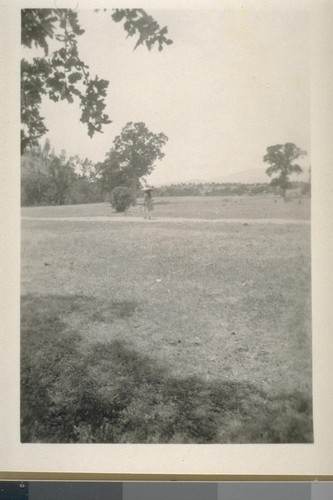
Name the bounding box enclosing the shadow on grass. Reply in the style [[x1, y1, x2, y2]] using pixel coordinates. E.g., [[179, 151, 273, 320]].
[[21, 294, 313, 443]]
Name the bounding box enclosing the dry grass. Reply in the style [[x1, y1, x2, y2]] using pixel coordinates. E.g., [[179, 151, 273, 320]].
[[21, 198, 312, 442], [21, 195, 310, 220]]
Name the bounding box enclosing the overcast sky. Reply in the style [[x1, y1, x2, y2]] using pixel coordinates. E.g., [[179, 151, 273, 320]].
[[24, 8, 311, 185]]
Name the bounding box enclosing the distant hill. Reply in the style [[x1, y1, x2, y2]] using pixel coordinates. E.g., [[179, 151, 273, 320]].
[[212, 168, 268, 184]]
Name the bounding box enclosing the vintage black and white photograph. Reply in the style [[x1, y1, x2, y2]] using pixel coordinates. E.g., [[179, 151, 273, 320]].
[[20, 6, 313, 444]]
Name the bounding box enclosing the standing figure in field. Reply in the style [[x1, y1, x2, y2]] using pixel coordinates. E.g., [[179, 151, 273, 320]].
[[143, 187, 153, 220]]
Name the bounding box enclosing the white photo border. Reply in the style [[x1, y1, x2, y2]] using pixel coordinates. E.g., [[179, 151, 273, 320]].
[[1, 0, 332, 478]]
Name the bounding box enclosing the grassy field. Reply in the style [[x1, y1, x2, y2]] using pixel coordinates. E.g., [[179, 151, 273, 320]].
[[21, 195, 311, 220], [21, 197, 312, 443]]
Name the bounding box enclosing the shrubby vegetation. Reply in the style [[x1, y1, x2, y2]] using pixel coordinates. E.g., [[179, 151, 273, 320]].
[[21, 142, 103, 206], [21, 139, 311, 206], [109, 186, 134, 212]]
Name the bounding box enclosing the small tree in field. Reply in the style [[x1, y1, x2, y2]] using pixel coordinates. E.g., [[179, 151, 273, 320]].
[[263, 143, 307, 200], [98, 122, 168, 201], [110, 186, 134, 212]]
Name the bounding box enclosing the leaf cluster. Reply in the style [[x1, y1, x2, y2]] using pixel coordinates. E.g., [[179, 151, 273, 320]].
[[97, 122, 168, 191], [263, 143, 307, 196], [21, 9, 111, 153], [111, 9, 173, 51], [263, 143, 306, 175], [22, 9, 84, 55], [21, 9, 173, 154]]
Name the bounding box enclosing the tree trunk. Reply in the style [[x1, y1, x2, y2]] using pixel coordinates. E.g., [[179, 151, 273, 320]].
[[280, 171, 288, 201]]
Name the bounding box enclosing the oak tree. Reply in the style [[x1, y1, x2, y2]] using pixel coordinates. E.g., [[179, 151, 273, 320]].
[[96, 122, 168, 199], [263, 143, 307, 199]]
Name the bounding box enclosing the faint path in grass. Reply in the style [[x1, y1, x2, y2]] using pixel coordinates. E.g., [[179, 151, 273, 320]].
[[22, 216, 310, 224]]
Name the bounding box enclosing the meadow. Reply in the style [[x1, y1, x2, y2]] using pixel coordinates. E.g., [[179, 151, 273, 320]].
[[22, 194, 310, 220], [21, 196, 312, 443]]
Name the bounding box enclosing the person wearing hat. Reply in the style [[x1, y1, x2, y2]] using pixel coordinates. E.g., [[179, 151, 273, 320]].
[[143, 187, 153, 219]]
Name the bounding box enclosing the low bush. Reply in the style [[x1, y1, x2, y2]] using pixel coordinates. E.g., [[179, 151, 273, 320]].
[[110, 186, 134, 212]]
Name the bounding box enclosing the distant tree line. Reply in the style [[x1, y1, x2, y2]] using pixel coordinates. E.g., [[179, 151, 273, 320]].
[[153, 181, 310, 198], [22, 137, 311, 206], [21, 149, 311, 206]]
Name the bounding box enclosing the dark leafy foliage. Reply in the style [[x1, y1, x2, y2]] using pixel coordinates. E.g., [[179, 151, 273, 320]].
[[111, 9, 173, 51], [110, 186, 134, 212], [21, 9, 110, 153], [22, 10, 60, 55], [21, 143, 103, 206], [95, 151, 130, 194], [21, 9, 172, 153], [96, 122, 168, 197], [263, 143, 307, 199]]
